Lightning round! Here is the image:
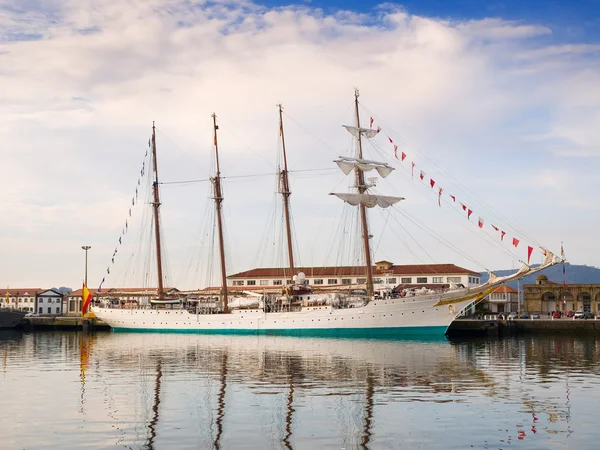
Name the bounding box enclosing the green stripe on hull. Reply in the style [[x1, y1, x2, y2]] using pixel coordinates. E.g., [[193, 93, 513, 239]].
[[111, 326, 449, 340]]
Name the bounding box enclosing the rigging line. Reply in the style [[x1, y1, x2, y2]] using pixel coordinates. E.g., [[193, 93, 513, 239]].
[[367, 139, 528, 262], [360, 103, 543, 247], [376, 208, 433, 264], [154, 127, 208, 174], [214, 119, 275, 170], [160, 178, 211, 185], [390, 206, 488, 270]]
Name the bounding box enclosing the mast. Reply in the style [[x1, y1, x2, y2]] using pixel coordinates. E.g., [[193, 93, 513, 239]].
[[151, 122, 165, 301], [278, 104, 295, 279], [353, 90, 374, 297], [212, 113, 229, 314]]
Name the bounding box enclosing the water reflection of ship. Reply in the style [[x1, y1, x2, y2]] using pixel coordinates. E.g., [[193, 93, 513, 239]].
[[94, 334, 489, 448]]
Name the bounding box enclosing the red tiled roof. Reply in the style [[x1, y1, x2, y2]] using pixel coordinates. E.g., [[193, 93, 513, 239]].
[[228, 264, 479, 279], [492, 285, 518, 294], [0, 288, 43, 296]]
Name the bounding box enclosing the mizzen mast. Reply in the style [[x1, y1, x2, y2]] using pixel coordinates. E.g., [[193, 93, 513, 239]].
[[151, 122, 165, 301], [353, 90, 375, 297], [278, 104, 295, 279], [212, 113, 229, 313]]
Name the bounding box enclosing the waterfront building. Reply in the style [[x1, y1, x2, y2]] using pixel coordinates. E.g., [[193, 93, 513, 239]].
[[524, 274, 600, 314], [0, 288, 41, 312], [226, 261, 481, 292], [482, 285, 519, 313], [36, 289, 64, 315]]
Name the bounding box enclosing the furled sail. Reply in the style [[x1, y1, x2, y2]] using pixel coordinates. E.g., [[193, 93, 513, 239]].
[[334, 157, 394, 178], [342, 125, 379, 139], [330, 193, 404, 208]]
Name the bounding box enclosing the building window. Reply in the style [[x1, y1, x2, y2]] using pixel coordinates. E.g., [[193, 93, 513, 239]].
[[286, 280, 292, 285], [386, 278, 397, 284], [447, 277, 461, 283], [401, 278, 412, 284], [39, 299, 44, 303], [373, 278, 383, 284], [47, 307, 51, 314], [432, 277, 443, 283], [357, 278, 366, 284], [247, 280, 256, 286], [341, 278, 352, 285], [327, 279, 338, 285], [56, 307, 61, 314], [232, 280, 244, 286], [39, 307, 43, 313], [273, 280, 282, 285], [259, 280, 268, 286], [314, 279, 323, 285], [417, 277, 427, 284]]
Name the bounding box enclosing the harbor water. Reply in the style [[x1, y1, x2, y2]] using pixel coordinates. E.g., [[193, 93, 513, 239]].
[[1, 331, 599, 449]]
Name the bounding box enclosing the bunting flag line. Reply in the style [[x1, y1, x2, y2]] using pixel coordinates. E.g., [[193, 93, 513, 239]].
[[98, 277, 105, 293], [370, 117, 374, 129], [379, 129, 547, 267]]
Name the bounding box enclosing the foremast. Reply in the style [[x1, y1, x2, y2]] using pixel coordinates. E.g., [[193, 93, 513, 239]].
[[151, 122, 165, 301], [278, 104, 295, 279], [353, 90, 375, 297], [212, 114, 229, 313]]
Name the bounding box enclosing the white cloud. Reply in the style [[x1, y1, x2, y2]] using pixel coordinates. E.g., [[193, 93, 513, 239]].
[[0, 0, 598, 289]]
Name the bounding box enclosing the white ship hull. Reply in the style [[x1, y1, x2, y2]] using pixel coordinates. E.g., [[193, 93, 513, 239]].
[[92, 293, 476, 337]]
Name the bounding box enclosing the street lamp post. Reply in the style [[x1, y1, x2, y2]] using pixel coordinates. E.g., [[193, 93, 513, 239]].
[[82, 246, 91, 286]]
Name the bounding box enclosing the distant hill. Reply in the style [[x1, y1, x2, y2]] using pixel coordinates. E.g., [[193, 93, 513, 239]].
[[480, 263, 600, 289]]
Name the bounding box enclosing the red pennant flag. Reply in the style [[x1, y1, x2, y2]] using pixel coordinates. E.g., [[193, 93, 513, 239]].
[[376, 126, 381, 134], [370, 117, 374, 129], [461, 203, 466, 211], [388, 136, 393, 144], [420, 170, 425, 181], [393, 144, 398, 159], [430, 178, 435, 188], [527, 245, 534, 263], [438, 188, 443, 207], [501, 230, 506, 241], [491, 224, 499, 232], [512, 237, 520, 247], [468, 209, 473, 219], [401, 151, 406, 161], [450, 195, 455, 202], [411, 162, 415, 178], [478, 217, 484, 228]]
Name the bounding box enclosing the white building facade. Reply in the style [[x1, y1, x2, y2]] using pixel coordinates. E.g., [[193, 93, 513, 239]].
[[36, 289, 64, 315], [227, 261, 481, 292], [1, 289, 40, 312]]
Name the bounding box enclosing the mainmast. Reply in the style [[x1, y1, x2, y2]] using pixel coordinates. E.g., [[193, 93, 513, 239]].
[[212, 113, 229, 314], [278, 104, 295, 279], [353, 90, 375, 297], [151, 122, 165, 301]]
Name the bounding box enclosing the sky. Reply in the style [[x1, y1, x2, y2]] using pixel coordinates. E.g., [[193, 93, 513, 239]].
[[1, 0, 599, 291]]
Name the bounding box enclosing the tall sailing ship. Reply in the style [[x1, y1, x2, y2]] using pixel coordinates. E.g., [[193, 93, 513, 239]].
[[92, 92, 562, 336]]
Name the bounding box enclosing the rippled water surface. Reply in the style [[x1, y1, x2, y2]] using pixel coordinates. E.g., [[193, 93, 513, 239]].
[[1, 331, 600, 449]]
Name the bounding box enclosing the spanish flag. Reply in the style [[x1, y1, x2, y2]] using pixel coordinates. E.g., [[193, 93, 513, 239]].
[[82, 283, 93, 316]]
